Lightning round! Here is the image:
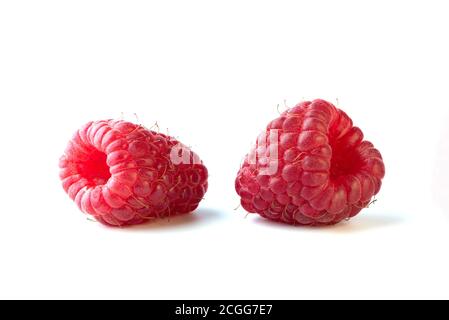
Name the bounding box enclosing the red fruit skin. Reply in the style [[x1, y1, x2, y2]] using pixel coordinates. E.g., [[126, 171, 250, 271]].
[[60, 120, 208, 227], [235, 99, 385, 226]]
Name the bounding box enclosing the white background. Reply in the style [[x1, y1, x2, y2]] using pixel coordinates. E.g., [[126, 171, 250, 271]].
[[1, 0, 449, 299]]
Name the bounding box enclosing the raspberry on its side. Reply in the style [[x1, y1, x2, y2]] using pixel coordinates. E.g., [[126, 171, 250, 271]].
[[59, 120, 208, 227], [235, 99, 385, 226]]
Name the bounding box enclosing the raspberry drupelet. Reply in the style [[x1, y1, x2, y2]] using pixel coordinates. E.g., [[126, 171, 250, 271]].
[[60, 120, 208, 227], [235, 99, 385, 225]]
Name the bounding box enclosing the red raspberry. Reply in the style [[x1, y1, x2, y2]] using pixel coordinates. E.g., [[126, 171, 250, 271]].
[[235, 99, 385, 225], [59, 120, 208, 227]]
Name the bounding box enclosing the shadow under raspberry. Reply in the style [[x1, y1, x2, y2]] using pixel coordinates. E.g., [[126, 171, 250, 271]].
[[329, 213, 404, 232], [250, 211, 404, 232], [117, 207, 224, 231]]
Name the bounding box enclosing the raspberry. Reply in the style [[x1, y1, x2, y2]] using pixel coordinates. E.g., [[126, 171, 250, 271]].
[[59, 120, 208, 227], [235, 99, 385, 225]]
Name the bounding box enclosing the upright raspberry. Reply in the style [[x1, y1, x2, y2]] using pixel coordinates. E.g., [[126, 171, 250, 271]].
[[60, 120, 208, 227], [235, 99, 385, 225]]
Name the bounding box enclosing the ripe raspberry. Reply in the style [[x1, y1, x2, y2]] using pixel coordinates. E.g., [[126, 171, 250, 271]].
[[59, 120, 208, 227], [235, 99, 385, 225]]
